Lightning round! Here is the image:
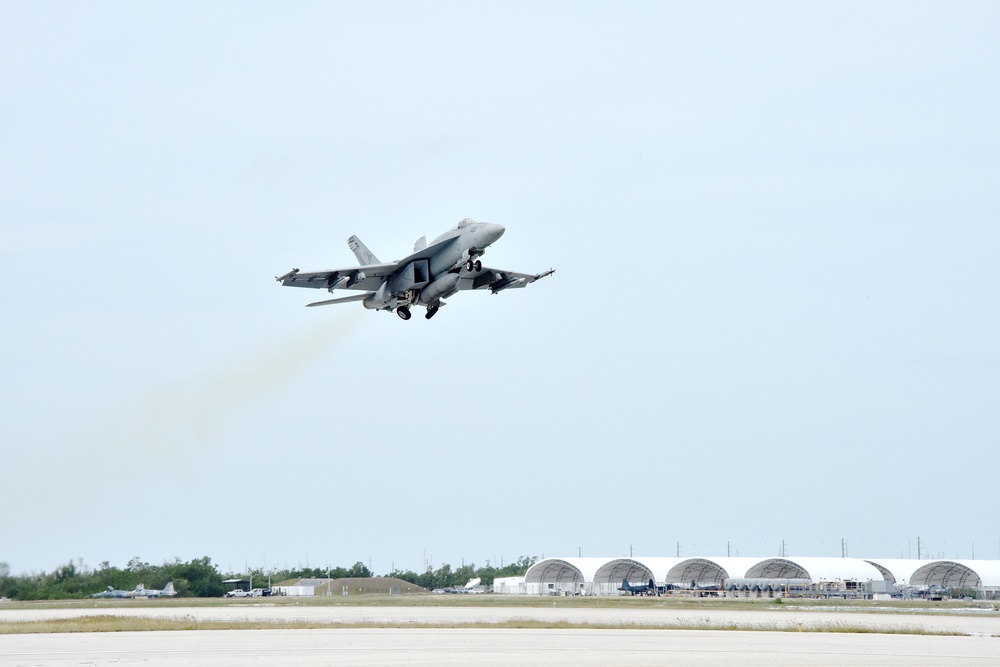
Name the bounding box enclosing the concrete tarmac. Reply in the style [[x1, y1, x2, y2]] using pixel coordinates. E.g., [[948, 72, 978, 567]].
[[3, 628, 1000, 666], [2, 604, 999, 666]]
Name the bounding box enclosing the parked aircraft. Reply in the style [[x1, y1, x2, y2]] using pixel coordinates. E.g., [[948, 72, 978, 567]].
[[618, 577, 657, 596], [90, 582, 176, 598], [91, 586, 133, 599], [276, 219, 554, 320], [135, 582, 176, 598]]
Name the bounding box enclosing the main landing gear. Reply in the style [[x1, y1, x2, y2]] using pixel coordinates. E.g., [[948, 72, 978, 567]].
[[425, 306, 439, 320], [396, 307, 411, 320]]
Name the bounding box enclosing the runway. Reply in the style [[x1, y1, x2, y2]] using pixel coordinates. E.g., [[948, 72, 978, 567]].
[[2, 604, 999, 666], [3, 627, 1000, 666]]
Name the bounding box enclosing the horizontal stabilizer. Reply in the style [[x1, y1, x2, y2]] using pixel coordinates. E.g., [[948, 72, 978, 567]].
[[306, 292, 372, 307]]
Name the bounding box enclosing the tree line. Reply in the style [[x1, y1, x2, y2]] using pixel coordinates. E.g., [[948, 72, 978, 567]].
[[0, 555, 537, 601]]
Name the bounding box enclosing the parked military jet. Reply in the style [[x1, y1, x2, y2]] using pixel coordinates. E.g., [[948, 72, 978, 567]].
[[135, 582, 176, 598], [276, 219, 554, 320], [618, 577, 657, 596], [91, 586, 133, 599], [90, 582, 176, 599]]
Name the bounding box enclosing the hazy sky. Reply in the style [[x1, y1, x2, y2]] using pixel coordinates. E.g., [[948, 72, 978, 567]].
[[2, 1, 998, 576]]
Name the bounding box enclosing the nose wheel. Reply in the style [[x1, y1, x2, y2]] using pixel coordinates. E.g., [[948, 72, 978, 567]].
[[465, 259, 482, 272], [396, 307, 411, 320]]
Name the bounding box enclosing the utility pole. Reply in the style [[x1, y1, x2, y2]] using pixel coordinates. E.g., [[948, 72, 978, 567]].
[[842, 538, 848, 558], [676, 542, 680, 558], [727, 541, 731, 557], [917, 536, 922, 560]]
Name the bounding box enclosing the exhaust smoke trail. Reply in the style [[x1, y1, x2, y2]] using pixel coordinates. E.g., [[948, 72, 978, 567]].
[[20, 312, 366, 520], [136, 312, 365, 459]]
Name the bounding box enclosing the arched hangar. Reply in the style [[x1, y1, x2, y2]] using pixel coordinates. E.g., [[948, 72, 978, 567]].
[[520, 556, 1000, 598]]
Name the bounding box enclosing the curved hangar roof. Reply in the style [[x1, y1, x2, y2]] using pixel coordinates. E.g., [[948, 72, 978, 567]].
[[526, 557, 1000, 589], [592, 558, 687, 586], [908, 560, 1000, 588], [665, 558, 764, 586], [745, 558, 887, 583], [524, 558, 608, 587], [862, 559, 926, 585]]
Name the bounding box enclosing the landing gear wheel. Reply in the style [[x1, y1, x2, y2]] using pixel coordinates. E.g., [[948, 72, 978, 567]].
[[396, 307, 411, 320], [465, 260, 474, 272], [425, 306, 439, 320], [474, 259, 482, 271]]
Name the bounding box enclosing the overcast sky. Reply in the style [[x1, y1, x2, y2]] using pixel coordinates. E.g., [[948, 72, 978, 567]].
[[2, 1, 998, 576]]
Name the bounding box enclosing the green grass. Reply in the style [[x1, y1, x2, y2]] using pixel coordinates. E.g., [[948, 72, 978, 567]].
[[0, 614, 968, 636], [3, 594, 995, 636]]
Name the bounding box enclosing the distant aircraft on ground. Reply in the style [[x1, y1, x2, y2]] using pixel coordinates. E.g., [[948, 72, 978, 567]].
[[136, 582, 176, 598], [618, 578, 657, 596], [91, 582, 176, 599], [276, 219, 554, 320], [91, 586, 133, 599]]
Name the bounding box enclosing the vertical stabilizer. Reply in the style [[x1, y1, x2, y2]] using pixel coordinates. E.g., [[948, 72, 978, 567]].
[[347, 235, 379, 265], [413, 235, 426, 252], [163, 582, 176, 596]]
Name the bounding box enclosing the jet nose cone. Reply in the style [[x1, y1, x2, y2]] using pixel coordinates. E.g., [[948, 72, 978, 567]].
[[487, 223, 505, 244]]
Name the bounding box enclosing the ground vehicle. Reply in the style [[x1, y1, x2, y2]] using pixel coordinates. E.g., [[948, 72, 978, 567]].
[[248, 588, 264, 597], [224, 589, 250, 598]]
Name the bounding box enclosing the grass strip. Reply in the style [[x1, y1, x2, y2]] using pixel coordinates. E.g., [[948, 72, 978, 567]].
[[0, 615, 967, 636]]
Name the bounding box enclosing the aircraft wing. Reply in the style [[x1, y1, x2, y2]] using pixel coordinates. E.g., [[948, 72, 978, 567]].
[[277, 262, 398, 292], [458, 266, 555, 293], [276, 237, 460, 293]]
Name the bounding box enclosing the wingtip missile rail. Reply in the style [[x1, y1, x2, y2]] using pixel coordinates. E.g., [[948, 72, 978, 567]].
[[275, 268, 300, 283], [535, 268, 555, 280]]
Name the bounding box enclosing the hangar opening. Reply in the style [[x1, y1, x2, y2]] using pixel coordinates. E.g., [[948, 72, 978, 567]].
[[592, 559, 655, 596], [745, 559, 809, 580], [911, 561, 980, 588], [523, 559, 588, 596], [904, 561, 1000, 599], [665, 559, 731, 588], [864, 561, 897, 584]]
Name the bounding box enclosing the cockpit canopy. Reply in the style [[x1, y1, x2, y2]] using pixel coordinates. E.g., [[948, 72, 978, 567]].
[[457, 218, 478, 228]]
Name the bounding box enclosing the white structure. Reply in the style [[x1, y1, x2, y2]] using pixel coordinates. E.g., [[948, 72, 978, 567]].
[[492, 576, 526, 594], [518, 556, 1000, 599], [271, 578, 329, 597]]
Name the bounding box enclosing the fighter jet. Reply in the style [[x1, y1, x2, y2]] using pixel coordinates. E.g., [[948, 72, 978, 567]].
[[90, 582, 176, 599], [91, 586, 133, 599], [618, 577, 657, 596], [134, 582, 176, 598], [276, 218, 554, 320]]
